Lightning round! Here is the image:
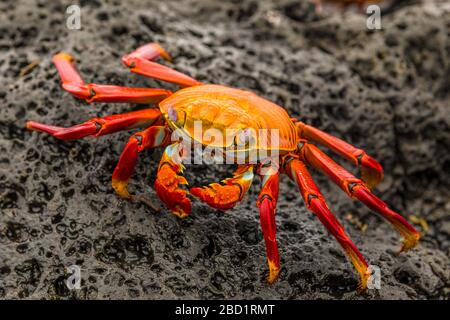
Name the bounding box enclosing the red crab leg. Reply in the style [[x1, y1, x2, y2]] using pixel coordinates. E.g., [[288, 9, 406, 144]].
[[122, 43, 202, 87], [112, 125, 171, 200], [155, 143, 192, 218], [256, 171, 280, 284], [26, 108, 163, 140], [53, 52, 172, 103], [296, 121, 383, 189], [190, 165, 254, 210], [301, 142, 421, 252], [285, 157, 370, 291]]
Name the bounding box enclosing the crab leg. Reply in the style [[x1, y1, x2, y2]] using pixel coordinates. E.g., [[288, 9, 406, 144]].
[[26, 109, 163, 140], [256, 171, 280, 284], [112, 126, 170, 200], [53, 52, 172, 103], [190, 165, 254, 210], [296, 121, 383, 189], [155, 143, 192, 218], [300, 142, 421, 252], [285, 157, 370, 291], [122, 43, 202, 87]]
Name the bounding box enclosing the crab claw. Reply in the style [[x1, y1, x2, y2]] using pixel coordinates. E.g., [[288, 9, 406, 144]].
[[190, 165, 254, 211], [155, 162, 191, 218], [190, 184, 242, 211]]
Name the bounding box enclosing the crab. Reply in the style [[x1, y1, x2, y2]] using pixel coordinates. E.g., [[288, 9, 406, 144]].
[[26, 43, 421, 291]]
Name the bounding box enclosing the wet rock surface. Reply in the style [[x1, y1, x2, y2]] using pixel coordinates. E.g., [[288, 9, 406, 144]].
[[0, 0, 449, 299]]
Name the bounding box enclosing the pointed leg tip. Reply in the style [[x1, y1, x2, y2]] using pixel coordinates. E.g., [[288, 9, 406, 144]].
[[357, 283, 368, 294], [398, 232, 421, 254], [26, 120, 45, 131], [53, 52, 74, 62], [267, 260, 280, 284], [112, 179, 132, 199], [25, 121, 61, 135], [155, 44, 172, 62], [356, 268, 371, 294], [267, 272, 279, 285], [26, 121, 35, 130]]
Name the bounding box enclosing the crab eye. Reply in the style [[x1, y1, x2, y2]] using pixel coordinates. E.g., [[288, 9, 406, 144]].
[[168, 106, 177, 122], [167, 107, 187, 128]]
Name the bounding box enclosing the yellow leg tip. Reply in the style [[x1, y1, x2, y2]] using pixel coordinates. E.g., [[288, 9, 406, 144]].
[[346, 249, 370, 294], [154, 43, 172, 62], [357, 269, 371, 294], [112, 179, 131, 199], [399, 232, 421, 254], [267, 260, 280, 284], [53, 52, 74, 62], [26, 121, 33, 130]]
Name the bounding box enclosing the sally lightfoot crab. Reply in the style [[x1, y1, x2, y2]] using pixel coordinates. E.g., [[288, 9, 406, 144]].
[[26, 43, 421, 290]]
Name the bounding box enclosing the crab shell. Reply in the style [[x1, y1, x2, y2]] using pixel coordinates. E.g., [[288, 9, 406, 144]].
[[159, 84, 298, 157]]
